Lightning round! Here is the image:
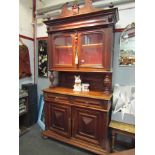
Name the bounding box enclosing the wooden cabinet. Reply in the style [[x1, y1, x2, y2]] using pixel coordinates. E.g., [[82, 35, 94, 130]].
[[43, 88, 112, 154], [43, 1, 118, 154]]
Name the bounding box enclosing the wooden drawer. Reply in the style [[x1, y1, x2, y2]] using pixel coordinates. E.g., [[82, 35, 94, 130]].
[[72, 97, 110, 110], [44, 93, 70, 104]]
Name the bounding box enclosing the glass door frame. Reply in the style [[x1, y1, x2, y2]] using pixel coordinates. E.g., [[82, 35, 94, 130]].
[[51, 32, 75, 68], [78, 30, 105, 69]]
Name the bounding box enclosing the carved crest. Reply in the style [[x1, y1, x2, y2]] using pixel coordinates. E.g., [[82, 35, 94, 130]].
[[58, 0, 101, 18]]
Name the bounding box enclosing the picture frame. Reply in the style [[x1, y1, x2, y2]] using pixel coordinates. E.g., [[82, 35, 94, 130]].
[[37, 94, 45, 130], [38, 39, 48, 77]]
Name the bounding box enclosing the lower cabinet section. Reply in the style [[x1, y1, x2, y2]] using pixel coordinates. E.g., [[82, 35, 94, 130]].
[[43, 93, 111, 154]]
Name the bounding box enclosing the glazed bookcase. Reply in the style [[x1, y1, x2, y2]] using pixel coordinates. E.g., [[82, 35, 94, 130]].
[[43, 1, 118, 154]]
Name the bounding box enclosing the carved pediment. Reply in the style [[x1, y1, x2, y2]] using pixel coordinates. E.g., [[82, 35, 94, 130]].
[[57, 0, 101, 18]]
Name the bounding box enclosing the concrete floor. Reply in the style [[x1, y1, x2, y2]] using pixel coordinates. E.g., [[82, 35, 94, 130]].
[[19, 124, 95, 155]]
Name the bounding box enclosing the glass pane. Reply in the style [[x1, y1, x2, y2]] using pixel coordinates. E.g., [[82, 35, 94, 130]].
[[120, 23, 135, 66], [80, 33, 103, 66], [54, 35, 72, 65]]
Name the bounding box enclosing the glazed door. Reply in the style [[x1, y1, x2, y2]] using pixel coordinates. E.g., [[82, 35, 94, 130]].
[[78, 29, 112, 70], [52, 33, 74, 68], [78, 30, 104, 68], [72, 106, 104, 145], [49, 103, 71, 137]]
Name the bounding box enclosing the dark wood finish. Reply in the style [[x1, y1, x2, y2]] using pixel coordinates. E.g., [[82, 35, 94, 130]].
[[36, 37, 48, 40], [46, 28, 115, 72], [114, 28, 124, 32], [42, 129, 108, 155], [43, 90, 112, 154], [43, 1, 118, 154], [49, 71, 55, 88], [49, 103, 71, 137], [44, 6, 118, 72], [44, 8, 118, 33], [72, 107, 106, 146], [59, 72, 112, 92], [19, 34, 34, 41], [103, 74, 112, 94], [44, 87, 112, 101]]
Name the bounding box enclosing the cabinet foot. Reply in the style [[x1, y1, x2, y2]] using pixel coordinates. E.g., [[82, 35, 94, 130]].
[[42, 135, 48, 139]]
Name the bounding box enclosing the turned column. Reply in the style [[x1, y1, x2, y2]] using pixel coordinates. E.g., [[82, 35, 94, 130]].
[[103, 73, 112, 94], [49, 71, 55, 88]]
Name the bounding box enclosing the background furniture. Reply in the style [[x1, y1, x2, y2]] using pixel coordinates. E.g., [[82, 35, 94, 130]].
[[22, 83, 38, 127], [43, 0, 119, 154], [109, 120, 135, 152], [19, 89, 29, 136]]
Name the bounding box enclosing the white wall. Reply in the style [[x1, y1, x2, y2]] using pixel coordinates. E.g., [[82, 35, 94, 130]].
[[19, 0, 34, 88], [37, 24, 48, 37], [19, 0, 33, 38], [116, 3, 135, 28], [37, 0, 72, 9]]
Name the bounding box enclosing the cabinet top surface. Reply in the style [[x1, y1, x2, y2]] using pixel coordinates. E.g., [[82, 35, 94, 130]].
[[43, 87, 112, 100]]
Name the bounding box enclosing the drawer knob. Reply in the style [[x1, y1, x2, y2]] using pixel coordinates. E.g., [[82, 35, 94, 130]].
[[55, 97, 59, 101]]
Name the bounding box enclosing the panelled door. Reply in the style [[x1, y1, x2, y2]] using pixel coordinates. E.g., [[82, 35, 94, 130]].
[[49, 103, 71, 137], [72, 106, 104, 145]]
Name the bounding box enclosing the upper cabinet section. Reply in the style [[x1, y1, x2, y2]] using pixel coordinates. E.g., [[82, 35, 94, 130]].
[[44, 1, 118, 72]]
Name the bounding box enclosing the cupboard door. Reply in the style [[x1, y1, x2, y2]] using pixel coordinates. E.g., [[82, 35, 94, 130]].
[[72, 107, 104, 145], [78, 28, 113, 70], [49, 103, 71, 137], [52, 33, 74, 68], [78, 30, 104, 68]]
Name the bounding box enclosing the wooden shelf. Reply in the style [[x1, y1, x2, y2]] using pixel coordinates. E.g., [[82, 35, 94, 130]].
[[82, 43, 102, 47], [49, 68, 112, 72], [55, 45, 72, 49], [43, 87, 112, 100]]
